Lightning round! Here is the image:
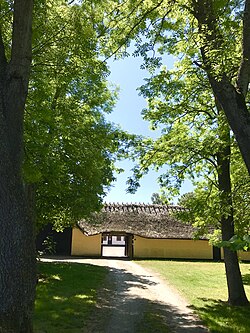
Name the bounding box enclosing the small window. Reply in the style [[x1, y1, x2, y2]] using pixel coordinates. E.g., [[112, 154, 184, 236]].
[[116, 236, 121, 241]]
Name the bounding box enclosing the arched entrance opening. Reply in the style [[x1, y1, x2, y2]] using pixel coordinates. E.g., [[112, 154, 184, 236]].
[[101, 232, 133, 258]]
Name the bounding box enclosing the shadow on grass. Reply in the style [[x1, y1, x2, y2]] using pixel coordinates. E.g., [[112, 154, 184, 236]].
[[189, 299, 250, 333], [242, 273, 250, 286], [35, 262, 108, 333]]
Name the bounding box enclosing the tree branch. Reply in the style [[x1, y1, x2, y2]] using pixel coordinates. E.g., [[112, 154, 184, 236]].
[[9, 0, 33, 83], [103, 0, 168, 61], [237, 0, 250, 96], [4, 0, 34, 174]]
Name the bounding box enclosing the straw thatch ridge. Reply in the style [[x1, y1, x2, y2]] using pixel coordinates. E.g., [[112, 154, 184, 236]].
[[102, 202, 186, 214], [77, 202, 203, 240]]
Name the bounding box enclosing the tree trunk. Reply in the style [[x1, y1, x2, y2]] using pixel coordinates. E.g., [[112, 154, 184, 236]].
[[192, 0, 250, 176], [192, 1, 249, 304], [211, 77, 250, 178], [217, 117, 249, 306], [0, 0, 36, 331], [0, 160, 36, 331]]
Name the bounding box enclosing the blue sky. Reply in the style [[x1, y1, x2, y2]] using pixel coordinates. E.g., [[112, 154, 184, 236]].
[[104, 53, 193, 204]]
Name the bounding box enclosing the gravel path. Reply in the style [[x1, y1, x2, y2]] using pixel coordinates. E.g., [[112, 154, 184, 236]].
[[42, 257, 209, 332]]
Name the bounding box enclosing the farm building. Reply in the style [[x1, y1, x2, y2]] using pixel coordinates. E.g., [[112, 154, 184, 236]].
[[72, 202, 217, 259], [71, 202, 250, 260], [37, 202, 250, 260]]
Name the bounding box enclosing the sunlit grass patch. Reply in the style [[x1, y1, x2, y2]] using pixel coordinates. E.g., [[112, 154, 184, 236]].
[[136, 260, 250, 333], [34, 262, 108, 333]]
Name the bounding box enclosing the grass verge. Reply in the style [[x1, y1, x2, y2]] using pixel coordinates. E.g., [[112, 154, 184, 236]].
[[34, 261, 108, 333], [136, 260, 250, 333]]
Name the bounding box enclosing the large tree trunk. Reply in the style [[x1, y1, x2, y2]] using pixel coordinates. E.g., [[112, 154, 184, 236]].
[[192, 0, 249, 304], [0, 146, 36, 331], [217, 117, 248, 306], [0, 0, 36, 331]]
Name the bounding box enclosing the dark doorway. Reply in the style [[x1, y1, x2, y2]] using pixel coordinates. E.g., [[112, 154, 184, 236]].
[[36, 224, 72, 255], [213, 246, 222, 261]]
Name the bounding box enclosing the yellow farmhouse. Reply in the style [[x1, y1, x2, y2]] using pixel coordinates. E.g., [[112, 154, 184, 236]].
[[70, 202, 249, 260]]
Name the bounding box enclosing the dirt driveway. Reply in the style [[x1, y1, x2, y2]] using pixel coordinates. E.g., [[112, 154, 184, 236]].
[[42, 257, 209, 333]]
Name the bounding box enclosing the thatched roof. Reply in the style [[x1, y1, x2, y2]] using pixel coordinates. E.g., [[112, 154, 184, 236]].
[[77, 202, 203, 239]]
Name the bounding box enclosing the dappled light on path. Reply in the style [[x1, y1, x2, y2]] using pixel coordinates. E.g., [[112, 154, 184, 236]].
[[98, 260, 208, 333], [42, 257, 209, 332]]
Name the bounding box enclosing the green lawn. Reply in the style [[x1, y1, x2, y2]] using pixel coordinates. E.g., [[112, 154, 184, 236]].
[[136, 260, 250, 333], [34, 261, 108, 333]]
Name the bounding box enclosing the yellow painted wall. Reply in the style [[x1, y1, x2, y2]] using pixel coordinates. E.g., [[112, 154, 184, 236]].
[[220, 249, 250, 261], [133, 236, 213, 259], [238, 251, 250, 261], [71, 228, 101, 256]]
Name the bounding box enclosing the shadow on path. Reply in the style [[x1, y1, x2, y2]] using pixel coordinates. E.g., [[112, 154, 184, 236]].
[[83, 262, 209, 333], [41, 257, 209, 332]]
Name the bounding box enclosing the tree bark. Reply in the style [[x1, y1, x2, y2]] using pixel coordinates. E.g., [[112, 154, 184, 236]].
[[0, 0, 36, 331], [0, 151, 36, 332], [210, 76, 250, 179], [217, 116, 249, 306]]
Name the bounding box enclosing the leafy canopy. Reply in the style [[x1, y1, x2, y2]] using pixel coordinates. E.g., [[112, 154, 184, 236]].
[[13, 0, 124, 228]]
